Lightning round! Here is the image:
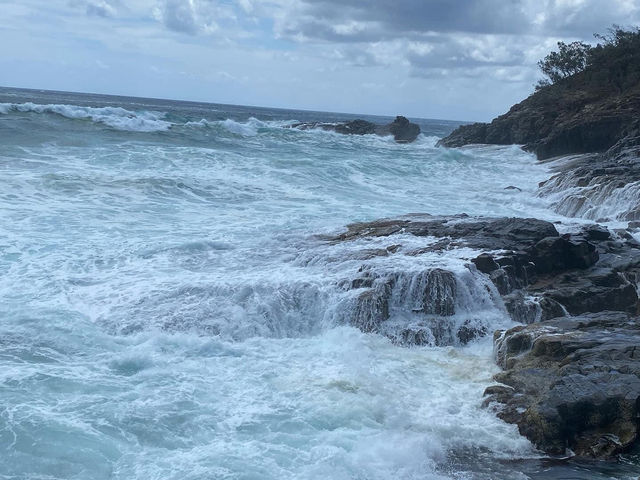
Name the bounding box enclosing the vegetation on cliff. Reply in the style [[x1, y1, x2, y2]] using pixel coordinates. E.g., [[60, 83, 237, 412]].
[[438, 27, 640, 159]]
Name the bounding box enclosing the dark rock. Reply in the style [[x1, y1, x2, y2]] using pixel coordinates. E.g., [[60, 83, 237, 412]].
[[332, 213, 639, 330], [417, 269, 457, 316], [332, 215, 559, 251], [490, 268, 512, 295], [529, 236, 598, 274], [485, 312, 640, 458], [386, 116, 421, 143], [581, 224, 611, 241], [437, 68, 640, 160], [536, 136, 640, 222], [503, 291, 539, 324], [472, 253, 500, 274], [334, 119, 376, 135], [538, 297, 567, 321], [548, 282, 638, 316], [437, 122, 487, 147], [351, 280, 392, 333], [457, 320, 489, 345], [290, 115, 421, 143]]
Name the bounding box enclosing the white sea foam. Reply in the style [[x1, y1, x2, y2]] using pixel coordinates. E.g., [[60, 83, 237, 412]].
[[3, 93, 634, 479], [0, 102, 172, 132]]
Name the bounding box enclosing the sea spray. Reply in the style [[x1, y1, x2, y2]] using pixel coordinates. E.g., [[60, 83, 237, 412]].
[[2, 87, 638, 479]]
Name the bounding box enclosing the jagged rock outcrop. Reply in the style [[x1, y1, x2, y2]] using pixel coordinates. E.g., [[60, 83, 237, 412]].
[[290, 115, 421, 143], [329, 213, 640, 457], [484, 312, 640, 458], [436, 85, 640, 159]]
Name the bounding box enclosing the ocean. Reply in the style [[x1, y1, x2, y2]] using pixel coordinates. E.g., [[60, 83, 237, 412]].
[[0, 87, 637, 479]]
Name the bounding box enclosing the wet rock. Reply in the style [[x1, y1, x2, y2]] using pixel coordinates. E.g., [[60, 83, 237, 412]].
[[537, 296, 567, 321], [415, 268, 457, 316], [489, 269, 512, 295], [472, 253, 500, 274], [547, 282, 638, 316], [581, 224, 611, 241], [386, 115, 421, 143], [290, 115, 421, 143], [457, 320, 489, 345], [334, 119, 376, 135], [333, 213, 639, 331], [529, 236, 599, 274], [485, 312, 640, 458], [351, 280, 392, 332], [503, 291, 539, 324], [333, 215, 559, 251]]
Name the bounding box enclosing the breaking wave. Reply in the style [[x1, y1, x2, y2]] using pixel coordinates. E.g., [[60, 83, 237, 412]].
[[0, 102, 173, 132]]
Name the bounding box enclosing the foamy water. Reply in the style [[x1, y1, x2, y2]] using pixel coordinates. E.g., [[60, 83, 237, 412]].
[[0, 87, 637, 479]]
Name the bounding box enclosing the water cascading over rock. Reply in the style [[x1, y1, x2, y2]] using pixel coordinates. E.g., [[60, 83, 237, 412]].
[[346, 266, 500, 346]]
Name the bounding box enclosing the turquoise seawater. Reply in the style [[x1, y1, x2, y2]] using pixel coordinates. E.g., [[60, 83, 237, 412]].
[[0, 87, 637, 479]]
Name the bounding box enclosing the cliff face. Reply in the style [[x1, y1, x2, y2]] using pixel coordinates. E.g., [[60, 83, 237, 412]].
[[438, 79, 640, 159], [438, 32, 640, 159]]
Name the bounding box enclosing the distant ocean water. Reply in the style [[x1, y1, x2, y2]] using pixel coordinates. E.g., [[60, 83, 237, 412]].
[[0, 87, 637, 480]]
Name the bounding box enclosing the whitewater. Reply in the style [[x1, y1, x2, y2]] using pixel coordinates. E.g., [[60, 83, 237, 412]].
[[0, 87, 637, 480]]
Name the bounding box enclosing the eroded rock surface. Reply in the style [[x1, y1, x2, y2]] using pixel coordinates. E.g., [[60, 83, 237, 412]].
[[485, 312, 640, 458], [328, 212, 640, 457]]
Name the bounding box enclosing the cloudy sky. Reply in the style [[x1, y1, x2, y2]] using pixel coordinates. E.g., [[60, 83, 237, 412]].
[[1, 0, 639, 120]]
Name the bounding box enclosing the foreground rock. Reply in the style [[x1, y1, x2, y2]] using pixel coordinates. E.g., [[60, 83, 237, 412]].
[[485, 312, 640, 458], [331, 215, 639, 323], [329, 214, 640, 457], [290, 115, 421, 143]]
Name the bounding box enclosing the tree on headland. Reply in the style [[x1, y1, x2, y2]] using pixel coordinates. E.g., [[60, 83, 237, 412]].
[[536, 41, 591, 89], [535, 26, 640, 92], [589, 26, 640, 93]]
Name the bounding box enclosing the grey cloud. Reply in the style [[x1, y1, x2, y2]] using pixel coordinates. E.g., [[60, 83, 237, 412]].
[[86, 3, 116, 17], [407, 35, 526, 70], [539, 0, 640, 37], [275, 0, 533, 43], [271, 0, 640, 88], [157, 0, 200, 33], [277, 0, 640, 42], [68, 0, 118, 18]]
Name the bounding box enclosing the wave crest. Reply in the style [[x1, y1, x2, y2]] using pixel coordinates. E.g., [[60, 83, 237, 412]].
[[0, 102, 172, 132]]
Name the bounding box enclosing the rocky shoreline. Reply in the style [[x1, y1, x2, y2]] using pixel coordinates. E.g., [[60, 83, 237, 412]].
[[327, 206, 639, 459], [323, 73, 640, 458]]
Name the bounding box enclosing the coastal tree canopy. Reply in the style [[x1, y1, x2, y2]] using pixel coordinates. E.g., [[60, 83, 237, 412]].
[[536, 26, 640, 91], [536, 41, 591, 88]]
